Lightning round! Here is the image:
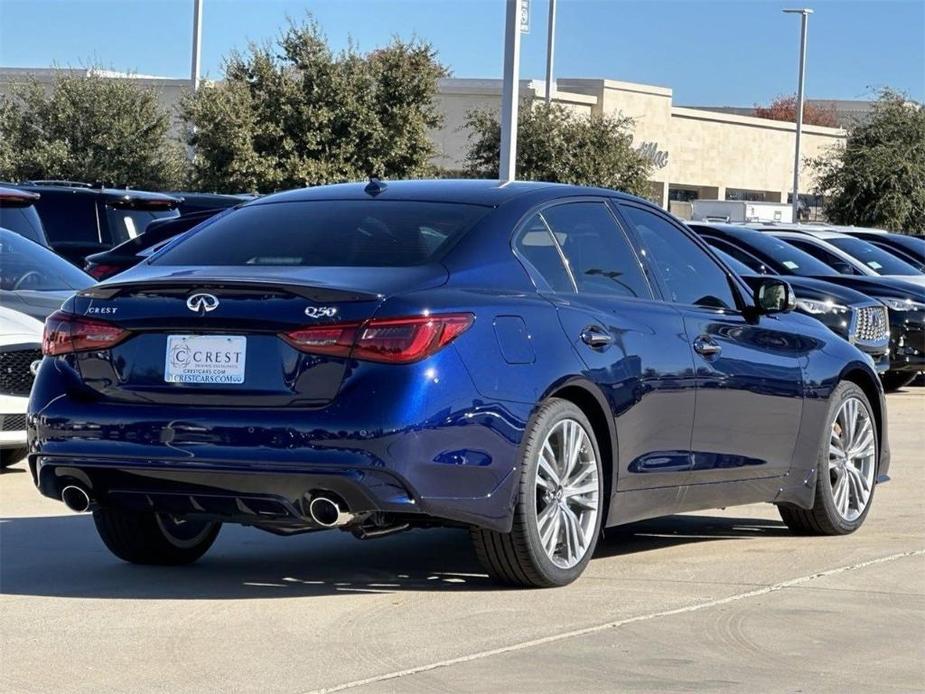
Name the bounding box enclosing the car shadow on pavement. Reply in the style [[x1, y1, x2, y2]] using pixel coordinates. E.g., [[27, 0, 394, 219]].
[[0, 512, 788, 599]]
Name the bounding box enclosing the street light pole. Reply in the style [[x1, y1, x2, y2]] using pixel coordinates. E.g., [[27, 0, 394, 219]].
[[544, 0, 557, 103], [191, 0, 203, 90], [784, 8, 812, 222], [499, 0, 523, 182]]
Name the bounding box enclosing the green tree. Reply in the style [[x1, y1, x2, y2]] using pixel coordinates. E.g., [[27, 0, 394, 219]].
[[811, 89, 925, 233], [0, 71, 186, 188], [180, 17, 448, 193], [464, 102, 653, 197]]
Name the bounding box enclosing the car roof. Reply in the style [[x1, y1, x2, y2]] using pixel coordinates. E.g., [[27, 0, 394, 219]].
[[247, 179, 642, 208], [12, 181, 180, 206], [751, 225, 853, 240], [163, 192, 253, 203], [687, 221, 774, 241], [824, 225, 889, 235]]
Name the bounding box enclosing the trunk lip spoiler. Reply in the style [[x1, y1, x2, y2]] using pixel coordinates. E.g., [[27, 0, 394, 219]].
[[78, 278, 383, 303]]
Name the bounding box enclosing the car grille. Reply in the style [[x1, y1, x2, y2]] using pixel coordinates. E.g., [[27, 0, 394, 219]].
[[854, 306, 890, 346], [0, 414, 27, 431], [0, 348, 42, 396]]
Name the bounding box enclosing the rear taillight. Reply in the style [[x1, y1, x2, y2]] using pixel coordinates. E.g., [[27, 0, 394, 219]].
[[84, 262, 123, 280], [282, 313, 473, 364], [42, 310, 129, 356]]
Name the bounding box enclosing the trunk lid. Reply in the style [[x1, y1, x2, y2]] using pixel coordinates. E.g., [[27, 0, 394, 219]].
[[70, 264, 447, 406]]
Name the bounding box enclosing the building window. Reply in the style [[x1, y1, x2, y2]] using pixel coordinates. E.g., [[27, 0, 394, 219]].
[[668, 188, 699, 202], [725, 189, 768, 202]]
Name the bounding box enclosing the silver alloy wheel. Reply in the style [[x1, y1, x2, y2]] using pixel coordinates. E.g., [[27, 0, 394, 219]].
[[534, 418, 600, 569], [828, 396, 876, 522]]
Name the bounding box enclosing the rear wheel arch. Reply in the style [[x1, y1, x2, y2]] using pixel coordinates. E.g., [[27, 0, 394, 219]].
[[546, 379, 617, 513]]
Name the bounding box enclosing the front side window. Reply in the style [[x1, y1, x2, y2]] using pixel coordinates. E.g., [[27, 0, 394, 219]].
[[152, 201, 490, 267], [541, 202, 651, 299], [621, 205, 737, 309]]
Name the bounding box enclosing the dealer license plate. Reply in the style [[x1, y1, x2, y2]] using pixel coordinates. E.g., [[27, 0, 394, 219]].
[[165, 335, 246, 384]]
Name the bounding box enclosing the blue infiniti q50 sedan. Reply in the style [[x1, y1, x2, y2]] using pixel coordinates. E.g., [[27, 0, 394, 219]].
[[28, 180, 889, 587]]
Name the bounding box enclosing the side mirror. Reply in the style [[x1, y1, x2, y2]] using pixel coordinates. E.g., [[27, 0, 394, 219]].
[[753, 278, 795, 314]]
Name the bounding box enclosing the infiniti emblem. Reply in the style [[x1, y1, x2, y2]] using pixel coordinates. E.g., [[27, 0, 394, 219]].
[[186, 293, 220, 313]]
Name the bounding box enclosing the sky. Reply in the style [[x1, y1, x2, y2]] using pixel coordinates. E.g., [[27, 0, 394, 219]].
[[1, 0, 923, 105]]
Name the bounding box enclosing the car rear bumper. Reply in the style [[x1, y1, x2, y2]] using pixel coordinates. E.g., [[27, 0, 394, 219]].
[[32, 458, 424, 528], [27, 355, 528, 532]]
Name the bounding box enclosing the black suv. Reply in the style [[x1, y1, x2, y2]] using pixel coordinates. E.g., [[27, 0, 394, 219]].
[[11, 182, 180, 266]]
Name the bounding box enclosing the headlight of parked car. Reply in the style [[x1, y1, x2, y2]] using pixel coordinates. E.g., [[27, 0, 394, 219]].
[[880, 297, 925, 312], [795, 298, 850, 315]]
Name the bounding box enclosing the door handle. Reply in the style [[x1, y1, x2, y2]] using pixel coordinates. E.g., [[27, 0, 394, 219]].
[[693, 335, 722, 358], [580, 326, 614, 348]]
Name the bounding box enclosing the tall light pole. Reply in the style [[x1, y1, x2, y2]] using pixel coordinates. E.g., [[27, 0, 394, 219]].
[[499, 0, 523, 181], [191, 0, 203, 90], [544, 0, 557, 103], [783, 8, 812, 222]]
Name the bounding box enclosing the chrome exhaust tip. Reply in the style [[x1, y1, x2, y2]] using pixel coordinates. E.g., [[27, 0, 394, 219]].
[[61, 485, 91, 513], [308, 495, 355, 528]]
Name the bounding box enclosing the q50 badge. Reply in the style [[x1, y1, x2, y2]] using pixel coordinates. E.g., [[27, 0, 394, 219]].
[[305, 306, 338, 319]]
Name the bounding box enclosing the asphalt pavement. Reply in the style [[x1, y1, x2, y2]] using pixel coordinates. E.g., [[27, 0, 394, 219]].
[[1, 390, 923, 693]]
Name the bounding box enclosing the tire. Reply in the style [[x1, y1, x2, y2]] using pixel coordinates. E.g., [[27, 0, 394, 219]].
[[0, 448, 27, 469], [93, 507, 220, 565], [778, 381, 878, 536], [881, 371, 916, 393], [471, 398, 605, 588]]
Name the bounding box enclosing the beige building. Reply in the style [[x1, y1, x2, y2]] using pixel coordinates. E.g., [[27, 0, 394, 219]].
[[2, 67, 845, 211], [432, 77, 846, 211]]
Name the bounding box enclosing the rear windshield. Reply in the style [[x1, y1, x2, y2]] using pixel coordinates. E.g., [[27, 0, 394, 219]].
[[826, 236, 921, 276], [743, 233, 838, 276], [106, 205, 179, 244], [151, 200, 490, 267]]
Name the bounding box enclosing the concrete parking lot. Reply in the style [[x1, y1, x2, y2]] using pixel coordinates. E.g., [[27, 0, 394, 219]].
[[1, 390, 923, 694]]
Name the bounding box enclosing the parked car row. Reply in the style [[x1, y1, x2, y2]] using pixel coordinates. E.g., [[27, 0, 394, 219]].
[[689, 222, 925, 391], [0, 183, 247, 469]]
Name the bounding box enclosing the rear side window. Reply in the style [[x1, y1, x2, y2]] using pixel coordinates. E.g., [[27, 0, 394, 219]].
[[621, 205, 737, 309], [542, 202, 651, 299], [0, 206, 45, 244], [514, 214, 574, 293], [153, 201, 489, 267], [33, 193, 100, 243]]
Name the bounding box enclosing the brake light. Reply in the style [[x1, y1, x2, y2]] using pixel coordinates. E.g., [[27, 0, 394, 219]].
[[42, 311, 129, 356], [281, 323, 360, 357], [282, 314, 473, 364], [84, 262, 124, 280]]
